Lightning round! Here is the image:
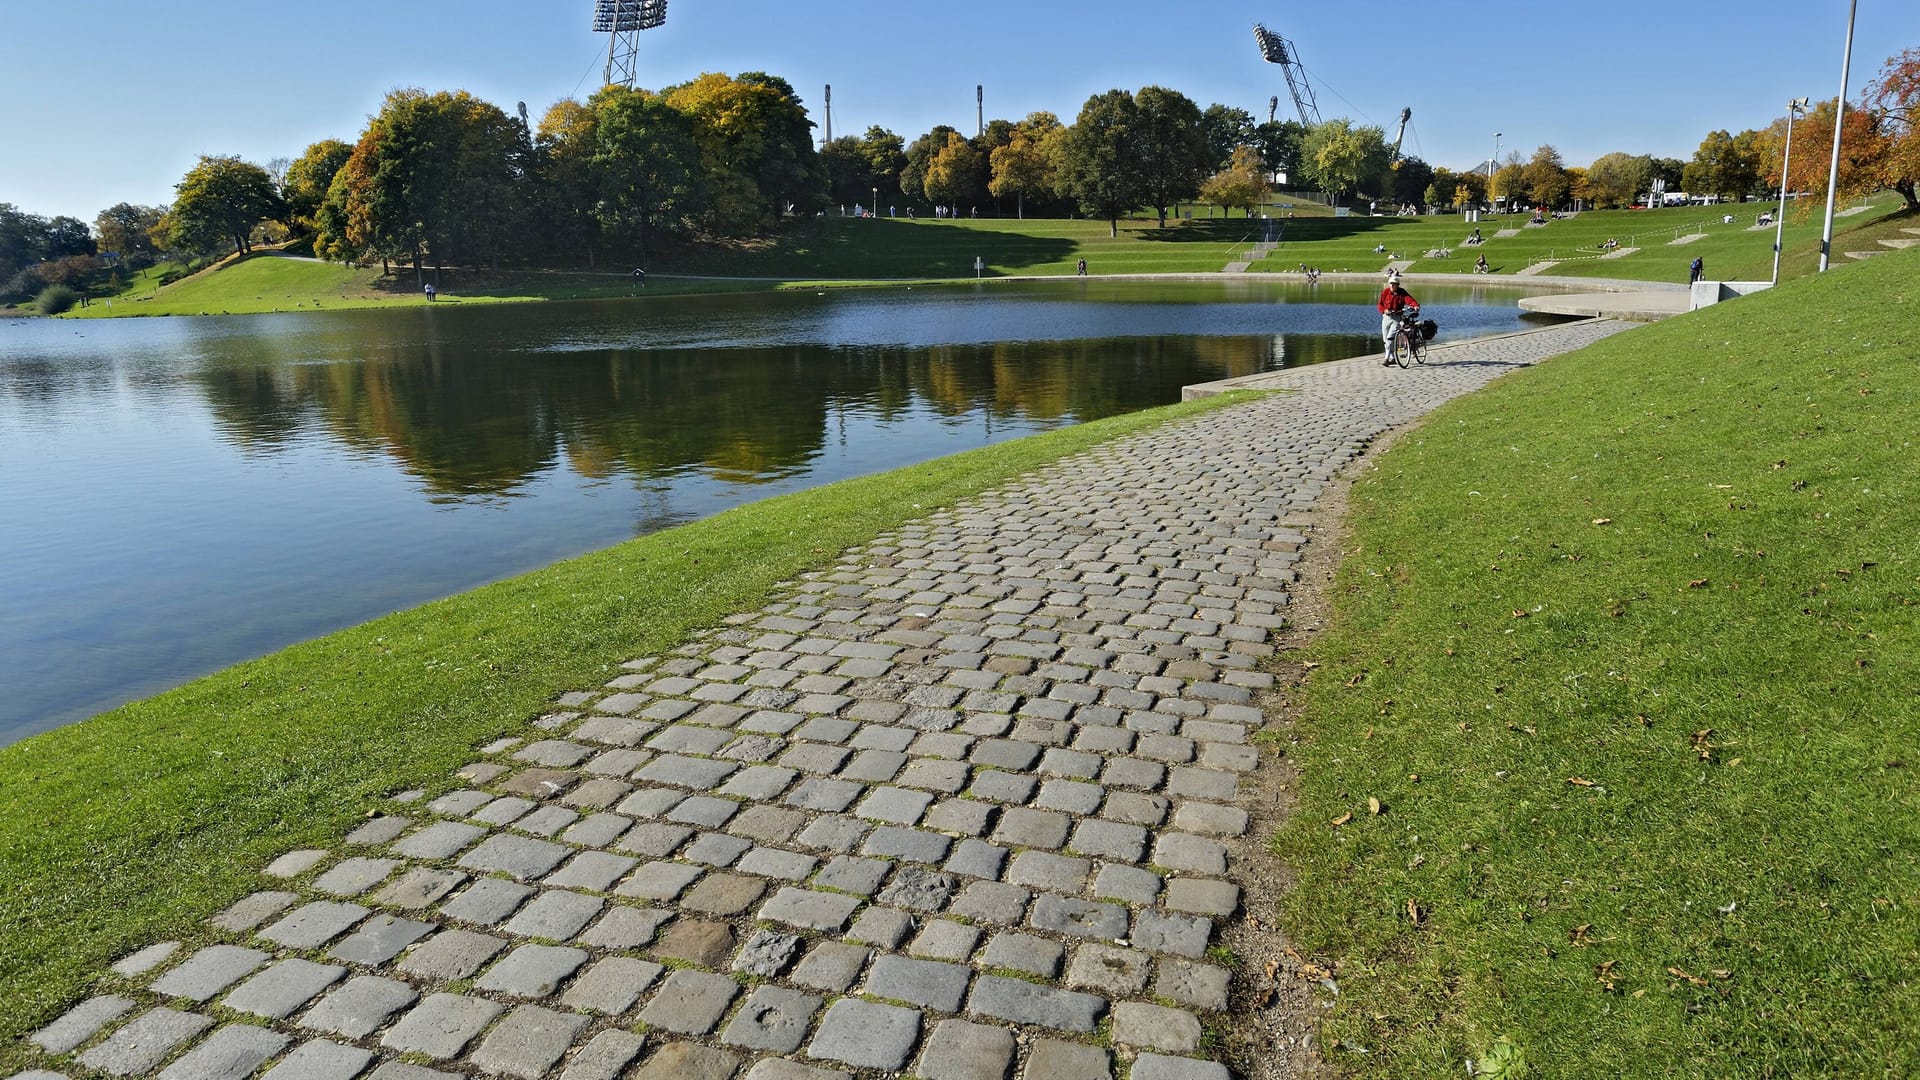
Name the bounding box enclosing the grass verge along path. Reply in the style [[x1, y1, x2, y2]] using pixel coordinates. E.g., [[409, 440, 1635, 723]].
[[0, 392, 1245, 1060], [1274, 249, 1919, 1077]]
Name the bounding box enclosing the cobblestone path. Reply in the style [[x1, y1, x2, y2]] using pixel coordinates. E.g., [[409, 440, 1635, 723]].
[[21, 320, 1634, 1080]]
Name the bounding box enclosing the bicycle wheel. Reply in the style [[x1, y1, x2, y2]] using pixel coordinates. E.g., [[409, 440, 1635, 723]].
[[1393, 330, 1412, 368], [1410, 332, 1427, 365]]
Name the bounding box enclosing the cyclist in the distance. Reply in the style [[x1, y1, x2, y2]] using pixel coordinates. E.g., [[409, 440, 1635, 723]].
[[1377, 271, 1419, 365]]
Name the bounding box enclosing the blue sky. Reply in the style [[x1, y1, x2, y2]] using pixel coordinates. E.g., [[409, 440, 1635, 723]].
[[3, 1, 1915, 222]]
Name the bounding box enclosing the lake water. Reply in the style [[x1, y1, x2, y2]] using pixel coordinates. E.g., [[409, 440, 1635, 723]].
[[0, 278, 1546, 744]]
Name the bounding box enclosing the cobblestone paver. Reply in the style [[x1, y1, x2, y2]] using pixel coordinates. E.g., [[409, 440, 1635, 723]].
[[23, 322, 1633, 1079]]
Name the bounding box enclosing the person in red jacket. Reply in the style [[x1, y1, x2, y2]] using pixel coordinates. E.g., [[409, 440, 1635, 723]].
[[1377, 271, 1419, 364]]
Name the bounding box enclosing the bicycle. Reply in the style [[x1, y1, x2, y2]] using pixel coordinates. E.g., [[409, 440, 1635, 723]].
[[1389, 308, 1427, 367]]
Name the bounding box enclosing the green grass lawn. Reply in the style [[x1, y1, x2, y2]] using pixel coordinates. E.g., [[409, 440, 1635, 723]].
[[0, 392, 1246, 1063], [1273, 246, 1920, 1078], [47, 195, 1911, 320]]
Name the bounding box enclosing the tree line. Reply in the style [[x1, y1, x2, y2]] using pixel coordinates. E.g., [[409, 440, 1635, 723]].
[[4, 48, 1915, 306]]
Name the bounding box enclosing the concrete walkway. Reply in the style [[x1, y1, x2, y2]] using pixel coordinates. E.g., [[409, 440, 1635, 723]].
[[22, 321, 1638, 1080]]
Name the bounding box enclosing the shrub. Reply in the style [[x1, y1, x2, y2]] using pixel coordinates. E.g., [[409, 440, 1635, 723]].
[[35, 284, 78, 314]]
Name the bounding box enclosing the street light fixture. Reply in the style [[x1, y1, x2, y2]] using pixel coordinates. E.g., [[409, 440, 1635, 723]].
[[1772, 98, 1809, 284]]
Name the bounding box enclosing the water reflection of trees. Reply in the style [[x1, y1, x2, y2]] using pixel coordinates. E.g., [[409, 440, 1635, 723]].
[[189, 331, 1309, 498]]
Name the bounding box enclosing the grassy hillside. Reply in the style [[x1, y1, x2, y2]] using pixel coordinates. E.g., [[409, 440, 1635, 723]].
[[47, 195, 1910, 319], [1275, 246, 1920, 1078]]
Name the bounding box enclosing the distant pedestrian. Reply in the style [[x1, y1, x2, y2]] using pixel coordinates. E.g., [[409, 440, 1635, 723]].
[[631, 267, 646, 288], [424, 282, 436, 301], [1076, 258, 1087, 276], [1689, 256, 1705, 284]]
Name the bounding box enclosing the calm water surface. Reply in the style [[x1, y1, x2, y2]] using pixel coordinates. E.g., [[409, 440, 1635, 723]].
[[0, 278, 1545, 743]]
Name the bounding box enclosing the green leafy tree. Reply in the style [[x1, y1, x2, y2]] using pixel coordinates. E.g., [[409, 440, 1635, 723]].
[[735, 73, 828, 217], [1297, 119, 1390, 203], [1584, 152, 1653, 208], [989, 112, 1062, 219], [1134, 86, 1207, 227], [820, 135, 872, 207], [1682, 130, 1750, 200], [924, 131, 982, 211], [93, 203, 165, 267], [2, 206, 99, 300], [1058, 89, 1145, 237], [591, 86, 705, 265], [1197, 145, 1268, 217], [975, 118, 1017, 211], [532, 98, 601, 264], [663, 72, 826, 232], [1390, 157, 1434, 207], [1199, 104, 1256, 172], [1565, 165, 1590, 207], [165, 155, 282, 257], [903, 125, 961, 206], [1493, 159, 1527, 207], [857, 126, 909, 204], [282, 139, 352, 231], [0, 203, 45, 284], [1522, 145, 1571, 208], [331, 89, 524, 277], [1251, 119, 1304, 179]]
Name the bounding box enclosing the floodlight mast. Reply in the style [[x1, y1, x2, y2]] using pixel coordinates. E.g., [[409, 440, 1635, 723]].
[[594, 0, 668, 88], [1252, 23, 1321, 127]]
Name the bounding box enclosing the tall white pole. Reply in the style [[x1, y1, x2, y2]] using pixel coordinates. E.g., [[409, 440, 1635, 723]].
[[1773, 100, 1806, 285], [1818, 0, 1858, 272], [1490, 133, 1501, 207]]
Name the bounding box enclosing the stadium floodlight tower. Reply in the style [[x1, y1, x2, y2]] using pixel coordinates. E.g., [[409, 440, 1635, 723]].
[[594, 0, 669, 89], [1252, 23, 1321, 128]]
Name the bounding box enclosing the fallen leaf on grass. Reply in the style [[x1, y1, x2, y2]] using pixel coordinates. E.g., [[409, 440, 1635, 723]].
[[1345, 672, 1366, 688], [1330, 812, 1353, 826], [1368, 796, 1382, 815], [1592, 518, 1612, 525], [1667, 966, 1710, 987], [1406, 898, 1425, 927], [1511, 609, 1530, 619], [1689, 578, 1711, 589], [1567, 777, 1597, 787], [1595, 959, 1619, 992], [1570, 924, 1593, 946], [1691, 729, 1717, 761]]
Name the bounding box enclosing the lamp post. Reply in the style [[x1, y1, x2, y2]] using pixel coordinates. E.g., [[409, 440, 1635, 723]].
[[1818, 0, 1858, 272], [1772, 97, 1809, 284], [1490, 132, 1502, 210], [873, 187, 879, 219]]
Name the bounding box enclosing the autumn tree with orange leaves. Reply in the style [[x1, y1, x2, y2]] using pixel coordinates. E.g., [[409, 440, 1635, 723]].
[[1863, 48, 1920, 210]]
